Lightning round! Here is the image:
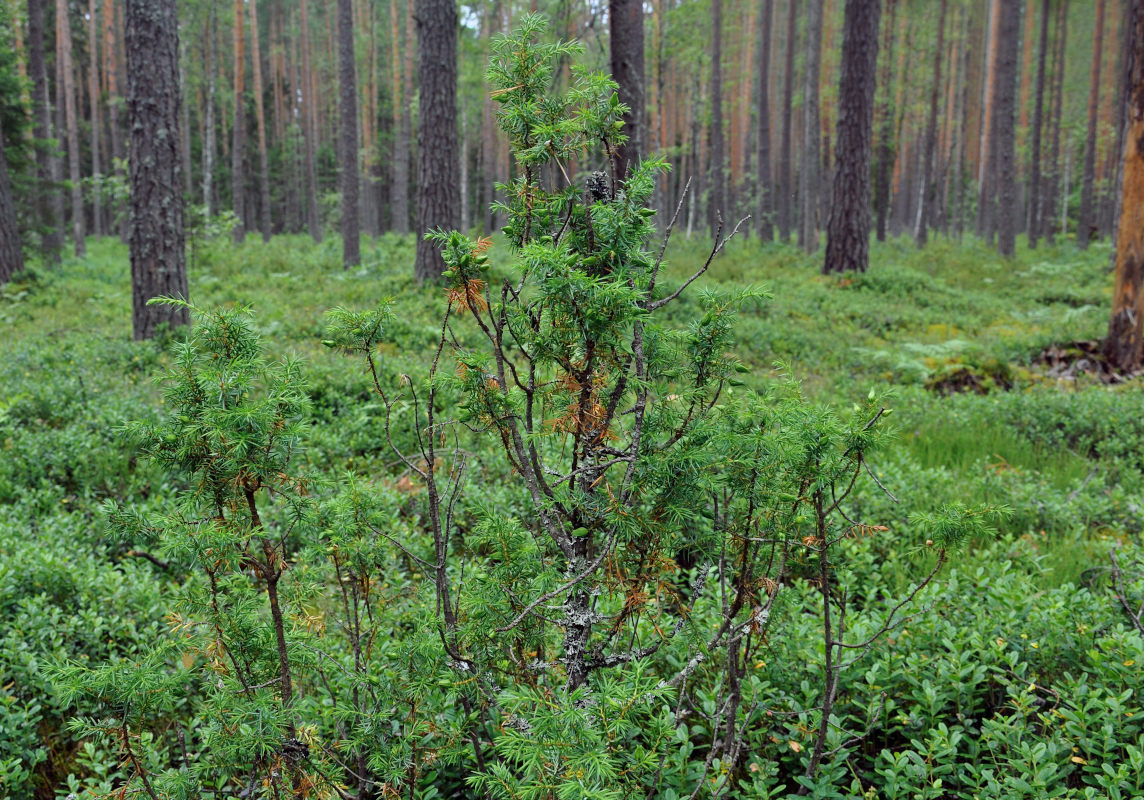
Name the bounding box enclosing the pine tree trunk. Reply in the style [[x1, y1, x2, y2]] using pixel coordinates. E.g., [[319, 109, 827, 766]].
[[873, 0, 897, 241], [799, 0, 824, 253], [709, 0, 726, 235], [610, 0, 644, 182], [179, 45, 191, 203], [299, 0, 321, 242], [248, 0, 272, 241], [1077, 0, 1105, 248], [778, 0, 798, 242], [757, 0, 774, 240], [103, 0, 126, 242], [392, 0, 414, 235], [88, 0, 102, 238], [0, 127, 23, 285], [203, 0, 217, 217], [1104, 0, 1144, 369], [125, 0, 189, 340], [413, 0, 459, 281], [824, 0, 882, 273], [27, 0, 63, 261], [57, 0, 85, 257], [338, 0, 360, 267], [231, 0, 246, 243], [1105, 0, 1135, 256], [950, 6, 971, 238], [917, 0, 947, 248], [359, 0, 380, 236], [994, 0, 1021, 256], [1027, 0, 1049, 247], [1044, 0, 1067, 244], [977, 0, 1001, 240], [478, 1, 497, 233]]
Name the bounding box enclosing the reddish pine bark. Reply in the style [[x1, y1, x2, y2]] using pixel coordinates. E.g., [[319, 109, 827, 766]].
[[1105, 0, 1144, 370]]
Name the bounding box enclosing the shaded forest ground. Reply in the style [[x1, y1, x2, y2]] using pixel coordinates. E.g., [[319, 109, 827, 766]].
[[3, 232, 1140, 579], [2, 234, 1143, 797]]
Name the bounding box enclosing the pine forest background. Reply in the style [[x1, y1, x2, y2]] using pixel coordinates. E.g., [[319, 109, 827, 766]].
[[0, 0, 1135, 255]]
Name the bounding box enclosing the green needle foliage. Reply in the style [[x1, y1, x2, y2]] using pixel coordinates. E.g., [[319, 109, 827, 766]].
[[49, 17, 1009, 800], [326, 15, 1005, 799]]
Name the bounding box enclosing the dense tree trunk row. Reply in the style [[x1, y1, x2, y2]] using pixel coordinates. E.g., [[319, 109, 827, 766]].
[[0, 0, 1137, 280]]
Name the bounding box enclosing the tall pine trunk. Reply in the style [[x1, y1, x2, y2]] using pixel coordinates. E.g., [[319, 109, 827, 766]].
[[413, 0, 459, 281], [248, 0, 272, 241], [709, 0, 726, 234], [873, 0, 896, 241], [950, 6, 971, 238], [338, 0, 360, 267], [0, 127, 23, 284], [125, 0, 188, 339], [1107, 0, 1137, 258], [1104, 0, 1144, 369], [1077, 0, 1105, 248], [57, 0, 85, 256], [27, 0, 63, 261], [203, 0, 217, 217], [756, 0, 774, 240], [231, 0, 246, 243], [610, 0, 645, 182], [824, 0, 882, 273], [299, 0, 321, 242], [1044, 0, 1067, 244], [778, 0, 798, 242], [994, 0, 1021, 256], [799, 0, 823, 253], [977, 0, 1002, 241], [392, 0, 414, 235], [917, 0, 946, 248], [103, 0, 126, 242], [1027, 0, 1049, 247], [88, 0, 102, 237]]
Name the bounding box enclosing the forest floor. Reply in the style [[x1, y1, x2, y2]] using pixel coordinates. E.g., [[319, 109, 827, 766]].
[[3, 233, 1143, 798], [3, 230, 1133, 585]]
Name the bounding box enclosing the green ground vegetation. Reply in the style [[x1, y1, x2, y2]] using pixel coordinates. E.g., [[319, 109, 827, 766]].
[[1, 227, 1141, 799]]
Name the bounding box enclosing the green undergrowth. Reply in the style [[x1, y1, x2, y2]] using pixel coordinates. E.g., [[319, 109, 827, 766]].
[[2, 232, 1141, 799]]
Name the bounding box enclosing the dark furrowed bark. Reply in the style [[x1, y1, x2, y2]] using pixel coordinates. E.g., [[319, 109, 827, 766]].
[[824, 0, 882, 274], [413, 0, 460, 282], [126, 0, 189, 340], [0, 127, 24, 284], [610, 0, 645, 182], [994, 0, 1021, 257]]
